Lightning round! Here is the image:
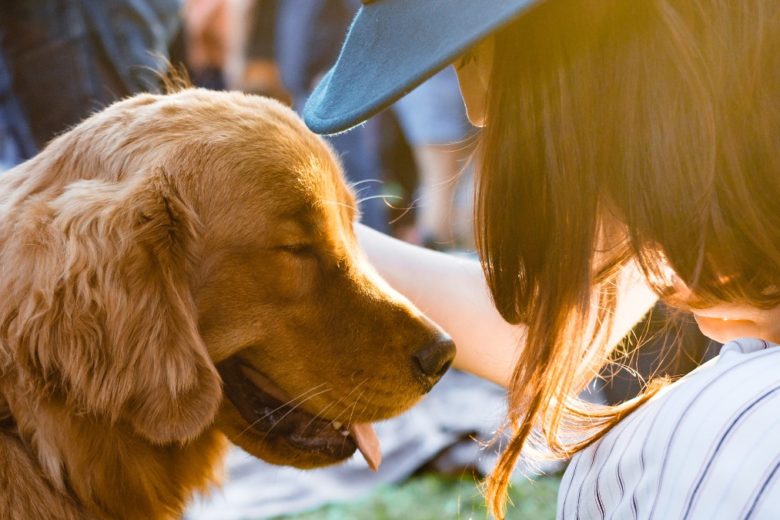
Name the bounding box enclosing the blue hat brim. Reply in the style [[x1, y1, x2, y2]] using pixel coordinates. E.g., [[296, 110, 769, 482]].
[[303, 0, 540, 135]]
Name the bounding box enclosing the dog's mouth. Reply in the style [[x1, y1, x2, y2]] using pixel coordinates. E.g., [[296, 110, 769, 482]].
[[216, 356, 381, 470]]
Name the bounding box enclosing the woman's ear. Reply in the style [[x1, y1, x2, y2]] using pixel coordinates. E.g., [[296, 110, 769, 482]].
[[5, 167, 221, 444]]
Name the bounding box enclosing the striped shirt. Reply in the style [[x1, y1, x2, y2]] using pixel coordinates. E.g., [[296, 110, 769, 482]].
[[558, 338, 780, 519]]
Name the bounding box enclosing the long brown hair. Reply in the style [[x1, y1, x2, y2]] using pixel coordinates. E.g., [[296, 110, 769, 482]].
[[476, 0, 780, 517]]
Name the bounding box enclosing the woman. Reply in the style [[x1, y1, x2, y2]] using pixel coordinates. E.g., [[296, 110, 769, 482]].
[[303, 0, 780, 518]]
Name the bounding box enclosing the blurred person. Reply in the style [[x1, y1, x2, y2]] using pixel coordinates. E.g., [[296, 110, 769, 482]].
[[0, 0, 180, 162], [182, 0, 229, 89], [274, 0, 389, 232], [0, 49, 36, 172], [304, 0, 780, 518], [276, 0, 477, 242], [181, 0, 289, 98], [239, 0, 289, 102], [393, 66, 475, 250]]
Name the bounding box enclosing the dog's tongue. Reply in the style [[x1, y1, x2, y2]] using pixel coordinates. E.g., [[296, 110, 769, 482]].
[[349, 423, 381, 471]]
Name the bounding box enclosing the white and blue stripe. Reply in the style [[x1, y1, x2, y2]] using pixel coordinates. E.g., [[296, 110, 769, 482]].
[[558, 338, 780, 519]]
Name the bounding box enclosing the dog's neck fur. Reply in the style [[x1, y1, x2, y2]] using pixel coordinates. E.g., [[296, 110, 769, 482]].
[[0, 384, 227, 520], [0, 394, 11, 429]]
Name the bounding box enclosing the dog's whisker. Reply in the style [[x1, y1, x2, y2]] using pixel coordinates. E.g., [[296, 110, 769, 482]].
[[349, 179, 385, 187], [388, 196, 424, 224], [320, 193, 406, 213], [248, 382, 329, 426], [257, 386, 334, 438], [344, 389, 365, 429], [354, 194, 403, 206], [235, 385, 332, 439], [274, 383, 329, 411], [352, 185, 380, 199], [253, 388, 333, 438], [338, 389, 367, 451], [261, 385, 332, 423], [300, 379, 370, 432], [239, 388, 332, 440], [322, 377, 369, 424], [319, 199, 358, 212], [301, 377, 370, 432], [355, 393, 374, 425]]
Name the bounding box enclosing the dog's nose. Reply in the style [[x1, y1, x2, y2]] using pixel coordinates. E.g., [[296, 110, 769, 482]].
[[413, 336, 456, 382]]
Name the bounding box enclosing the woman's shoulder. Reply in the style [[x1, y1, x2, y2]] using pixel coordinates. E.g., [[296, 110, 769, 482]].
[[558, 338, 780, 519]]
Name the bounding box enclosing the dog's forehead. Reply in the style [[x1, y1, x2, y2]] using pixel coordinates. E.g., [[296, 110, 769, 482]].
[[89, 90, 358, 239], [277, 150, 357, 244], [197, 155, 350, 242], [226, 103, 358, 225]]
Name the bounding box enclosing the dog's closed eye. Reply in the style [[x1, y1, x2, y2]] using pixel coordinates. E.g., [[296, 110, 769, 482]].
[[277, 244, 315, 256]]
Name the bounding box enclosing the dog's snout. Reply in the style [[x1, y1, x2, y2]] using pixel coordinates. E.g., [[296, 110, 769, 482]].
[[412, 336, 456, 382]]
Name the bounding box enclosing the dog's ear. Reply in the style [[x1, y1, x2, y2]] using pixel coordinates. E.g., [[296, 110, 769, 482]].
[[5, 167, 221, 444]]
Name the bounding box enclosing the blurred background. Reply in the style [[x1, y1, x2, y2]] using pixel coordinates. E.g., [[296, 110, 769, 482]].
[[0, 1, 717, 518]]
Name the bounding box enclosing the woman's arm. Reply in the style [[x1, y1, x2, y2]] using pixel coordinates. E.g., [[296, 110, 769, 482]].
[[358, 224, 522, 386], [356, 224, 658, 387]]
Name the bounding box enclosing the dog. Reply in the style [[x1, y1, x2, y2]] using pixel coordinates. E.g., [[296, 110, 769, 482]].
[[0, 89, 455, 519]]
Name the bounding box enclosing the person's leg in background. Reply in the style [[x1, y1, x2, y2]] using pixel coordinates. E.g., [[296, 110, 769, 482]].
[[275, 0, 389, 232], [392, 67, 475, 250], [235, 0, 289, 102], [181, 0, 229, 90], [0, 47, 37, 171], [326, 117, 389, 233]]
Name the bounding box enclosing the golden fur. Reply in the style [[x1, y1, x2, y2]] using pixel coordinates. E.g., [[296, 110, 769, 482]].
[[0, 89, 452, 519]]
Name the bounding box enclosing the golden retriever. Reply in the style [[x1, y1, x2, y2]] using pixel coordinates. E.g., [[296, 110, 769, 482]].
[[0, 89, 455, 519]]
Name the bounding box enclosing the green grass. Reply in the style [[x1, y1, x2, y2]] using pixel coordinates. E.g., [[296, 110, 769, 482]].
[[272, 473, 561, 520]]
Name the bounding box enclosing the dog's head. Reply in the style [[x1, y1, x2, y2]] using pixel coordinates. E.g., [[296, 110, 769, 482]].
[[0, 89, 454, 472]]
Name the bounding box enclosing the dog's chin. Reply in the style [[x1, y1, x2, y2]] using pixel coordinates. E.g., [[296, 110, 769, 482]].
[[215, 356, 359, 469]]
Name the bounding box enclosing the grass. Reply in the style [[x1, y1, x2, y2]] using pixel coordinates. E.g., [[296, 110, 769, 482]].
[[272, 473, 561, 520]]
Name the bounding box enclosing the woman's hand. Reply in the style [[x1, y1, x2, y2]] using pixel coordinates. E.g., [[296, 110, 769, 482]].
[[356, 224, 658, 387], [357, 224, 523, 386]]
